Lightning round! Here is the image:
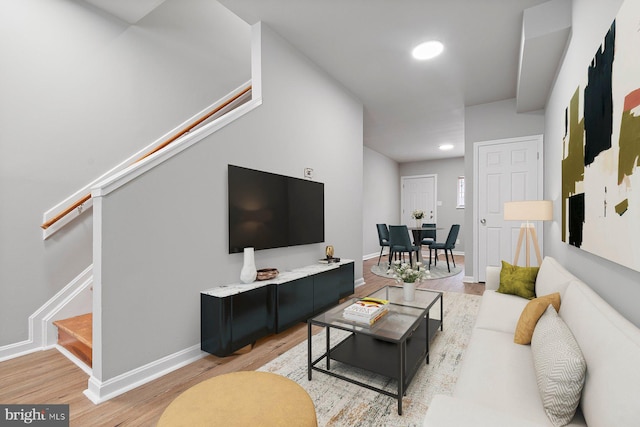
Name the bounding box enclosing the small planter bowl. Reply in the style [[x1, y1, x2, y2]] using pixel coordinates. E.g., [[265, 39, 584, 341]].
[[256, 268, 279, 281]]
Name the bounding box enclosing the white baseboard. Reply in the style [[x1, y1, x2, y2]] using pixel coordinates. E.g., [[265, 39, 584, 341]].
[[84, 344, 207, 404], [55, 344, 92, 376], [430, 250, 464, 257], [0, 339, 40, 363], [364, 250, 465, 262], [0, 265, 93, 362], [362, 250, 387, 261]]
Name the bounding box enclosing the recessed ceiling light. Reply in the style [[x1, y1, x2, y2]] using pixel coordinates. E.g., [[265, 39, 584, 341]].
[[439, 144, 454, 151], [412, 41, 444, 60]]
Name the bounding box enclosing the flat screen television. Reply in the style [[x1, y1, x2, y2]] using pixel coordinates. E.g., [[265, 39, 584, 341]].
[[228, 165, 325, 253]]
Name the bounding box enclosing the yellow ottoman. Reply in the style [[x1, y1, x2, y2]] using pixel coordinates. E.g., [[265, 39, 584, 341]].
[[157, 371, 317, 427]]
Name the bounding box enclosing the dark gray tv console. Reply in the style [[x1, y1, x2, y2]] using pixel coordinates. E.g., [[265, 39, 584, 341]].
[[201, 260, 355, 357]]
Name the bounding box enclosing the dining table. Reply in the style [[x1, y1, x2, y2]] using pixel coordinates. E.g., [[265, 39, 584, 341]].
[[407, 226, 444, 266], [407, 226, 442, 247]]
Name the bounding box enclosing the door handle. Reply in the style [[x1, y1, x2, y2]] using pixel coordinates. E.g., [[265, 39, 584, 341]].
[[480, 218, 486, 225]]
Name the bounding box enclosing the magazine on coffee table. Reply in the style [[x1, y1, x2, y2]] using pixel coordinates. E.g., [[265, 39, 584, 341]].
[[343, 308, 389, 326], [343, 297, 389, 325]]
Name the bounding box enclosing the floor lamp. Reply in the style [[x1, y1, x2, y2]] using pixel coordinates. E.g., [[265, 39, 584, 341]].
[[504, 200, 553, 267]]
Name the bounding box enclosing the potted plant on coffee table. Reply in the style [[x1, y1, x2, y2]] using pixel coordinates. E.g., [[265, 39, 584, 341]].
[[387, 260, 428, 301]]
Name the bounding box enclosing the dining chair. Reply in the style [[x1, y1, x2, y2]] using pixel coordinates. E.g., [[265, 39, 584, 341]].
[[419, 223, 437, 266], [376, 224, 390, 265], [388, 225, 421, 267], [420, 223, 437, 246], [429, 224, 460, 272]]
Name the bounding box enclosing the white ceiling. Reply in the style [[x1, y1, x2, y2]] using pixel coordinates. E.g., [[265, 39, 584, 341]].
[[219, 0, 569, 163], [82, 0, 570, 163], [83, 0, 167, 24]]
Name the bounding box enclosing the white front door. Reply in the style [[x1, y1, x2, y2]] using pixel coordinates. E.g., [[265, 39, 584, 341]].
[[401, 175, 437, 226], [474, 135, 543, 282]]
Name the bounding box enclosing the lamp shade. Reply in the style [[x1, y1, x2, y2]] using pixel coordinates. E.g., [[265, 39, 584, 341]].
[[504, 200, 553, 221]]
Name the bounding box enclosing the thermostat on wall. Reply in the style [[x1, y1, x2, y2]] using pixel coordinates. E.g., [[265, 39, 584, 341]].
[[304, 168, 314, 179]]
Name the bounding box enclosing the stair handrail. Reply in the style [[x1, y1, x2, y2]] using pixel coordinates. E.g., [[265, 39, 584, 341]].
[[40, 84, 252, 230]]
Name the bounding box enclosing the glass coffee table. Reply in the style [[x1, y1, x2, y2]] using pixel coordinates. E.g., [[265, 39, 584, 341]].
[[307, 285, 443, 415]]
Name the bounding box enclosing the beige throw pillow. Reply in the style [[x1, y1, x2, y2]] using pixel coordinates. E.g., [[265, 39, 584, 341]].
[[531, 305, 586, 426], [514, 293, 561, 345]]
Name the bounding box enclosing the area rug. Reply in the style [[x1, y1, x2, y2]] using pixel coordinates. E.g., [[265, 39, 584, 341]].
[[371, 260, 463, 280], [257, 291, 481, 426]]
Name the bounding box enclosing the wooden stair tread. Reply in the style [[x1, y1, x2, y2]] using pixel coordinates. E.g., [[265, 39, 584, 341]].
[[53, 313, 92, 348]]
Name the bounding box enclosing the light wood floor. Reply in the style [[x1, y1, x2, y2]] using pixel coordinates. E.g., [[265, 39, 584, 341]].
[[0, 254, 483, 426]]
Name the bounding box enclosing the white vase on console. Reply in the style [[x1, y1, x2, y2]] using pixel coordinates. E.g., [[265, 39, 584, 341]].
[[240, 247, 257, 284]]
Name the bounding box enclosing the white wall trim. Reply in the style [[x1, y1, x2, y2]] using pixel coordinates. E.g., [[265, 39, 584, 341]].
[[362, 250, 388, 261], [41, 81, 254, 240], [84, 344, 207, 404], [0, 265, 93, 362], [0, 340, 39, 363], [251, 22, 263, 100], [92, 195, 104, 381], [55, 344, 93, 376], [42, 275, 94, 347], [364, 250, 464, 261], [92, 96, 262, 198]]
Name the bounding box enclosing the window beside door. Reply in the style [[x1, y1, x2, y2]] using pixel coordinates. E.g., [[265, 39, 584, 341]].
[[456, 176, 465, 209]]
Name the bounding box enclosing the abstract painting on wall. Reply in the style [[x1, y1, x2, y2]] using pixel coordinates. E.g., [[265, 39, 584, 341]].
[[562, 0, 640, 272]]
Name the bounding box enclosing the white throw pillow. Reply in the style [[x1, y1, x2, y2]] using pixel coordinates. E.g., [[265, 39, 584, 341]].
[[531, 305, 586, 426]]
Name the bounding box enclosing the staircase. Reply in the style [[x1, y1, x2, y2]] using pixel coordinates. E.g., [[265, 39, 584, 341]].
[[38, 85, 253, 373], [53, 313, 93, 368], [0, 62, 262, 400]]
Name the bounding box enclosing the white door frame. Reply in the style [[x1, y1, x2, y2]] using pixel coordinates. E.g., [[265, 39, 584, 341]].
[[473, 135, 544, 282], [400, 174, 438, 226]]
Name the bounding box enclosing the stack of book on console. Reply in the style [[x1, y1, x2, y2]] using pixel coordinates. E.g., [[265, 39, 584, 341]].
[[343, 297, 389, 326]]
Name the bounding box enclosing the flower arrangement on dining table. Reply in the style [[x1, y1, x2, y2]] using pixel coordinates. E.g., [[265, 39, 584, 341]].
[[411, 209, 425, 220], [387, 260, 429, 283]]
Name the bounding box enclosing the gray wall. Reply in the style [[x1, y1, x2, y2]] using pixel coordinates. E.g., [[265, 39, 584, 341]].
[[399, 157, 466, 253], [0, 0, 250, 346], [462, 0, 640, 326], [95, 23, 363, 380], [544, 0, 640, 327], [464, 99, 545, 278], [362, 147, 400, 258]]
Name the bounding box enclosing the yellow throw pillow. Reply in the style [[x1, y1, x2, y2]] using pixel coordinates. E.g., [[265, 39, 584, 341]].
[[514, 293, 561, 345], [497, 260, 539, 300]]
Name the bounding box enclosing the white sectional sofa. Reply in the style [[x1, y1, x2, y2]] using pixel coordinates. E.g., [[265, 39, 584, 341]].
[[424, 256, 640, 426]]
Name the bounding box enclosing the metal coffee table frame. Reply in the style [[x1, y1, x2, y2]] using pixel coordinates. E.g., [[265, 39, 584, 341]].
[[307, 285, 443, 415]]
